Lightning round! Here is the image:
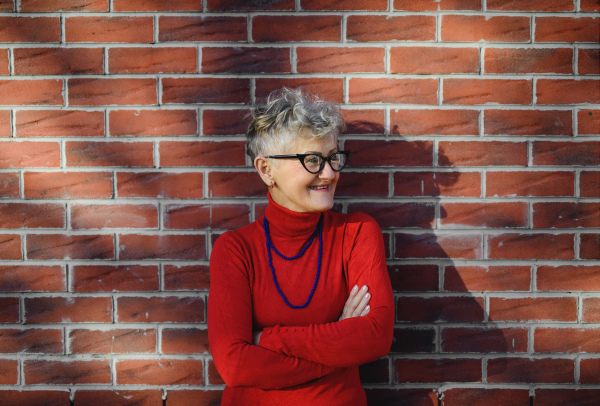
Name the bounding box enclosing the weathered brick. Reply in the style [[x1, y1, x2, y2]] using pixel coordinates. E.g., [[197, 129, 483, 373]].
[[253, 15, 341, 42], [65, 17, 153, 43], [438, 141, 527, 167], [485, 48, 572, 74], [578, 48, 600, 75], [580, 171, 600, 197], [444, 266, 531, 292], [537, 79, 600, 105], [349, 78, 437, 104], [69, 329, 156, 354], [336, 172, 389, 197], [489, 297, 577, 322], [0, 17, 60, 42], [538, 265, 600, 292], [534, 389, 600, 406], [117, 172, 203, 199], [391, 47, 479, 74], [74, 390, 163, 406], [159, 141, 246, 167], [486, 171, 574, 197], [66, 141, 154, 167], [580, 234, 600, 260], [583, 297, 600, 322], [0, 328, 62, 353], [25, 297, 112, 323], [388, 265, 439, 292], [442, 328, 528, 353], [109, 47, 197, 74], [345, 140, 433, 167], [0, 391, 69, 406], [0, 110, 9, 136], [487, 0, 574, 11], [0, 79, 63, 106], [366, 389, 437, 406], [113, 0, 201, 11], [581, 359, 600, 384], [119, 234, 206, 260], [69, 78, 157, 106], [533, 202, 599, 228], [165, 391, 223, 406], [441, 15, 530, 42], [0, 172, 19, 198], [297, 47, 385, 73], [0, 236, 22, 260], [0, 0, 11, 11], [24, 171, 113, 199], [117, 359, 203, 385], [395, 359, 481, 383], [202, 47, 290, 74], [14, 48, 103, 75], [164, 265, 210, 291], [441, 202, 528, 228], [27, 234, 114, 260], [0, 50, 7, 75], [395, 233, 482, 259], [161, 328, 209, 354], [578, 109, 600, 135], [16, 110, 105, 137], [487, 358, 574, 383], [0, 297, 19, 322], [488, 233, 574, 260], [0, 141, 60, 168], [348, 202, 434, 228], [391, 109, 479, 135], [533, 141, 599, 166], [535, 328, 600, 353], [164, 204, 250, 230], [24, 360, 111, 384], [159, 16, 247, 42], [394, 0, 480, 10], [72, 265, 159, 292], [346, 15, 436, 42], [208, 0, 293, 10], [162, 78, 250, 104], [391, 327, 436, 352], [118, 296, 204, 323], [0, 265, 65, 292], [208, 171, 266, 198], [0, 203, 64, 229], [442, 388, 531, 406], [484, 109, 572, 136], [255, 78, 344, 104], [444, 79, 532, 105], [359, 358, 389, 384], [342, 109, 385, 134], [202, 109, 250, 136], [581, 0, 600, 11], [110, 109, 197, 137], [71, 204, 158, 229], [397, 297, 484, 322], [0, 359, 18, 384], [535, 17, 599, 43], [20, 0, 108, 11]]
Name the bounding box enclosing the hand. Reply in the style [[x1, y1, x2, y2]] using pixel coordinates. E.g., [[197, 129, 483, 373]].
[[338, 284, 371, 321], [252, 331, 262, 346]]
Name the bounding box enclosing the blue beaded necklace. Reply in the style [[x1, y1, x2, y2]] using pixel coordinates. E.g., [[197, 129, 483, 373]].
[[263, 213, 323, 309]]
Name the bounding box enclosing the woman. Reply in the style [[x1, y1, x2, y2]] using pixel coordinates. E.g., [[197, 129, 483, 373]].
[[207, 88, 394, 405]]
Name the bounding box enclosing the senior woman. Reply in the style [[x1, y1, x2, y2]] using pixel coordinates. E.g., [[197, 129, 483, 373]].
[[207, 87, 394, 405]]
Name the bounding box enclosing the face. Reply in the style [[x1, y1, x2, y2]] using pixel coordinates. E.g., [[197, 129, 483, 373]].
[[257, 134, 340, 213]]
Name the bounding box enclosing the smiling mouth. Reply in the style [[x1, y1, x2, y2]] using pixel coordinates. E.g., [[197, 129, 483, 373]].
[[309, 185, 329, 190]]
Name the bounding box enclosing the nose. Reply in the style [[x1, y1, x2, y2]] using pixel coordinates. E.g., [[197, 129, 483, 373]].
[[319, 160, 336, 180]]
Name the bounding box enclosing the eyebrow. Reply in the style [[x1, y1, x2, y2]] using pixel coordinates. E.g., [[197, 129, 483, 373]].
[[303, 148, 339, 155]]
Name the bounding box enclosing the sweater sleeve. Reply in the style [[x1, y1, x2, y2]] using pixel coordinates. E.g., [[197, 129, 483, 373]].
[[258, 214, 394, 368], [207, 232, 339, 390]]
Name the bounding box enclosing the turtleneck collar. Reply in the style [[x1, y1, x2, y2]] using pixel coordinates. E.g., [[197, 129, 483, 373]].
[[263, 192, 322, 238]]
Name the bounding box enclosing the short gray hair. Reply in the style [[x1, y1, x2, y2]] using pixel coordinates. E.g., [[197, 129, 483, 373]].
[[246, 87, 345, 161]]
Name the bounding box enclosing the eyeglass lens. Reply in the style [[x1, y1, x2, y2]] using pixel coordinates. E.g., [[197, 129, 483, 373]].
[[303, 153, 346, 173]]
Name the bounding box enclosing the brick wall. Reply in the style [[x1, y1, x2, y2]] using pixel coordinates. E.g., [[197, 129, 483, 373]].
[[0, 0, 598, 405]]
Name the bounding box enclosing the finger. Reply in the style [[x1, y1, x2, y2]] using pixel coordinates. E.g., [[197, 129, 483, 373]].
[[351, 292, 371, 317], [344, 285, 367, 316], [360, 305, 370, 317], [341, 285, 359, 315]]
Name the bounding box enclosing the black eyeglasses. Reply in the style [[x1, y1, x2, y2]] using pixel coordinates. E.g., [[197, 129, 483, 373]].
[[265, 151, 350, 174]]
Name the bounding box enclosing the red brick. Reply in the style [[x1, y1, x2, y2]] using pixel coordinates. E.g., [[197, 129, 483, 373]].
[[119, 234, 206, 260], [0, 172, 19, 198], [391, 327, 436, 352], [202, 47, 290, 74], [0, 203, 64, 229], [336, 172, 389, 197], [397, 297, 484, 322], [488, 0, 574, 11], [164, 265, 210, 291], [489, 297, 577, 322], [388, 265, 439, 292], [0, 265, 64, 292], [485, 47, 572, 74], [488, 358, 574, 383], [302, 0, 387, 9], [578, 48, 600, 75], [297, 47, 385, 73], [581, 359, 600, 384], [208, 171, 266, 197], [487, 171, 574, 197], [442, 389, 530, 406], [391, 109, 479, 136], [27, 234, 114, 260], [0, 110, 9, 136], [70, 328, 156, 354], [117, 359, 203, 385], [202, 109, 249, 136], [533, 202, 600, 228], [366, 389, 437, 406], [391, 47, 478, 74], [538, 265, 600, 292], [346, 140, 433, 167], [0, 235, 22, 260], [535, 328, 600, 353], [537, 79, 600, 105], [348, 202, 433, 228], [534, 389, 600, 406], [66, 141, 153, 167], [0, 297, 19, 322], [162, 78, 250, 104], [395, 0, 480, 10], [69, 78, 157, 106], [110, 109, 196, 137], [0, 49, 7, 75], [441, 202, 528, 228], [581, 234, 600, 260], [0, 359, 18, 384], [162, 328, 209, 354], [25, 297, 112, 323], [444, 79, 531, 105], [71, 204, 157, 229], [208, 0, 293, 10], [444, 266, 531, 292], [488, 233, 574, 260], [255, 78, 344, 104], [349, 78, 437, 105], [109, 47, 196, 74], [0, 328, 60, 353], [118, 296, 204, 323], [0, 0, 11, 11], [253, 15, 340, 42], [395, 358, 481, 383], [16, 110, 104, 137], [395, 233, 482, 259], [114, 0, 201, 11], [484, 109, 572, 136], [439, 141, 527, 167], [0, 141, 60, 168], [581, 0, 600, 11], [25, 359, 111, 384], [73, 265, 158, 292], [164, 204, 250, 230], [359, 358, 389, 384], [581, 171, 600, 197], [0, 391, 69, 406], [14, 48, 103, 75], [0, 79, 63, 106], [65, 17, 153, 43], [342, 109, 385, 134], [0, 17, 60, 42], [159, 16, 247, 42], [536, 17, 599, 43], [533, 141, 599, 166], [583, 297, 600, 322], [117, 172, 203, 199], [24, 171, 113, 199], [166, 391, 223, 406], [19, 0, 108, 11], [347, 15, 435, 42], [579, 109, 600, 135], [442, 328, 528, 353], [75, 390, 162, 406], [159, 141, 246, 167], [441, 15, 530, 42]]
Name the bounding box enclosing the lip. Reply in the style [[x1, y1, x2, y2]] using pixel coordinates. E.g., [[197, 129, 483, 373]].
[[309, 185, 330, 191]]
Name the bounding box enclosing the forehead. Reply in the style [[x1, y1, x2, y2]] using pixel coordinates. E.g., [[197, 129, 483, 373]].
[[287, 133, 338, 154]]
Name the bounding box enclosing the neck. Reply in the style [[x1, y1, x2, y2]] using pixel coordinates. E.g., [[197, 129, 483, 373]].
[[264, 192, 322, 238]]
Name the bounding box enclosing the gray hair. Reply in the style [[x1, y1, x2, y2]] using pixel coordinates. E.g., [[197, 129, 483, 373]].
[[246, 87, 345, 161]]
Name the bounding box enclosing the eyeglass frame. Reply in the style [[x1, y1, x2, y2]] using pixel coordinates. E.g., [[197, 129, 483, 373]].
[[265, 151, 350, 174]]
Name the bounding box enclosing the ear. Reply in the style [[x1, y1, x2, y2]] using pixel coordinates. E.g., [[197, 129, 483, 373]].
[[254, 156, 274, 187]]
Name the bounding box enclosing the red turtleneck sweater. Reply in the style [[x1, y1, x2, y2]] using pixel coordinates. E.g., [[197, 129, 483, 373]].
[[208, 194, 394, 405]]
